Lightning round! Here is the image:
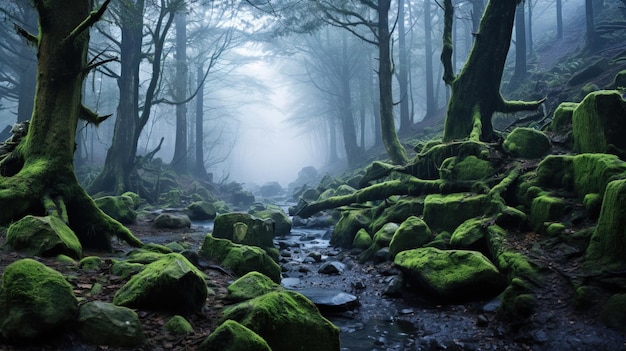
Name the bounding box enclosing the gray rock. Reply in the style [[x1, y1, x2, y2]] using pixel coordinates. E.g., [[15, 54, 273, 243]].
[[318, 261, 346, 275], [154, 213, 191, 229], [296, 288, 360, 312], [79, 301, 145, 347]]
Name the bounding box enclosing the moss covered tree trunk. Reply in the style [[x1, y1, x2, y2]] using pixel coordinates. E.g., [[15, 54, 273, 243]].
[[0, 0, 141, 250], [440, 0, 544, 142]]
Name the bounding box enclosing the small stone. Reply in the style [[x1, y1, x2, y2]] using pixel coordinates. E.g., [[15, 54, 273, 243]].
[[318, 261, 346, 275], [476, 314, 489, 327], [307, 251, 323, 262]]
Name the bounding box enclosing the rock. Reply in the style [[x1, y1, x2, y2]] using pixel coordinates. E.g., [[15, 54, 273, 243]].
[[113, 253, 208, 315], [600, 294, 626, 332], [550, 102, 578, 133], [295, 288, 359, 312], [383, 275, 405, 297], [318, 261, 346, 275], [0, 259, 78, 340], [232, 190, 255, 206], [153, 213, 191, 229], [583, 193, 602, 219], [587, 179, 626, 264], [185, 201, 217, 220], [503, 127, 551, 159], [374, 247, 391, 263], [259, 181, 283, 197], [227, 271, 283, 303], [220, 291, 340, 351], [423, 193, 491, 233], [450, 217, 491, 251], [573, 90, 626, 158], [394, 247, 506, 302], [199, 235, 282, 283], [95, 195, 136, 224], [389, 216, 432, 259], [307, 251, 322, 262], [371, 198, 425, 233], [200, 320, 271, 351], [111, 260, 145, 279], [121, 191, 142, 209], [6, 215, 82, 259], [250, 208, 292, 236], [352, 228, 372, 250], [372, 222, 399, 247], [78, 301, 145, 347], [439, 155, 495, 181], [331, 210, 371, 248], [530, 195, 567, 233], [163, 315, 194, 335], [79, 256, 104, 270], [213, 212, 275, 250], [497, 278, 536, 322]]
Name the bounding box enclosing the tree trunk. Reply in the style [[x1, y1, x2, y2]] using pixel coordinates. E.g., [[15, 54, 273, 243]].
[[585, 0, 600, 52], [16, 5, 38, 123], [556, 0, 563, 40], [339, 34, 363, 166], [378, 0, 408, 164], [194, 63, 208, 178], [423, 0, 436, 120], [171, 10, 188, 173], [0, 0, 141, 250], [398, 0, 411, 130], [526, 0, 533, 57], [441, 0, 543, 142], [508, 2, 527, 89], [328, 117, 339, 163]]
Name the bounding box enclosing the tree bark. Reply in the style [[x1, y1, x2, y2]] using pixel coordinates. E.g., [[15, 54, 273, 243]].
[[441, 0, 543, 142], [423, 0, 436, 120], [556, 0, 563, 40], [171, 9, 188, 173], [508, 2, 527, 90], [398, 0, 411, 130], [0, 0, 142, 250], [194, 63, 208, 178]]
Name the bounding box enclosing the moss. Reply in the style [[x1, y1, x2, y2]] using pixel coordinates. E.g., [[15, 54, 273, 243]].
[[600, 294, 626, 332], [586, 179, 626, 265], [546, 222, 566, 237], [530, 195, 567, 233], [250, 208, 292, 236], [164, 241, 186, 252], [423, 193, 491, 233], [439, 155, 495, 181], [389, 216, 432, 258], [126, 249, 168, 264], [158, 189, 183, 208], [121, 191, 141, 209], [449, 217, 491, 251], [496, 252, 540, 284], [572, 153, 626, 198], [111, 260, 145, 279], [550, 102, 578, 133], [372, 222, 399, 247], [78, 301, 145, 347], [331, 210, 371, 248], [536, 155, 575, 190], [56, 254, 77, 264], [220, 291, 340, 351], [227, 271, 283, 303], [163, 315, 194, 335], [503, 128, 552, 159], [497, 279, 536, 322], [6, 215, 83, 259], [0, 259, 78, 340], [79, 256, 104, 270], [583, 193, 602, 219], [371, 197, 424, 233], [185, 201, 217, 220], [352, 228, 372, 250], [411, 140, 488, 180], [94, 195, 137, 224], [213, 213, 275, 250], [200, 320, 271, 351]]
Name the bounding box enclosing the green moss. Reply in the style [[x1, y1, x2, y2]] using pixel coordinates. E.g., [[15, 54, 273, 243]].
[[121, 191, 141, 209], [503, 128, 551, 159], [331, 210, 371, 248], [227, 271, 283, 303], [79, 256, 104, 270], [158, 189, 183, 208], [94, 195, 137, 224], [439, 155, 495, 181], [550, 102, 578, 133], [163, 315, 194, 335], [583, 193, 602, 219], [423, 193, 491, 233], [111, 260, 145, 279], [220, 291, 340, 351], [78, 301, 145, 347], [250, 208, 292, 236], [536, 155, 575, 190], [572, 153, 626, 198], [6, 215, 83, 259], [600, 294, 626, 332], [496, 252, 540, 284], [546, 222, 566, 237], [449, 217, 490, 250], [371, 197, 424, 233], [389, 216, 432, 258], [587, 179, 626, 265], [200, 320, 271, 351], [530, 195, 567, 233], [372, 222, 399, 247], [352, 228, 372, 250], [213, 213, 275, 250], [185, 201, 217, 220]]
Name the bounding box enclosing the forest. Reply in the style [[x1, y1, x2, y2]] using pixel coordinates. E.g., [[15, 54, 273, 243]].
[[0, 0, 625, 350]]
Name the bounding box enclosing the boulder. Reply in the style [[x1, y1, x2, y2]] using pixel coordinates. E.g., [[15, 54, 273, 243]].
[[95, 195, 136, 224], [78, 301, 145, 347], [158, 189, 183, 208], [78, 256, 104, 270], [295, 288, 359, 312], [587, 179, 626, 265], [121, 191, 142, 209], [6, 215, 82, 259], [250, 208, 292, 236], [372, 222, 399, 247], [439, 155, 495, 181], [153, 213, 191, 229], [213, 212, 275, 249], [113, 253, 207, 315], [600, 294, 626, 332], [371, 198, 424, 233], [352, 228, 372, 250], [450, 217, 491, 251], [503, 127, 551, 159], [394, 247, 506, 302], [389, 216, 432, 258], [259, 181, 283, 197], [199, 235, 281, 283], [185, 201, 217, 220], [163, 315, 194, 335], [220, 291, 340, 351], [200, 320, 271, 351], [550, 102, 578, 133], [423, 193, 491, 233], [331, 210, 371, 248], [573, 90, 626, 158], [0, 259, 78, 340], [226, 271, 283, 303], [530, 195, 567, 233]]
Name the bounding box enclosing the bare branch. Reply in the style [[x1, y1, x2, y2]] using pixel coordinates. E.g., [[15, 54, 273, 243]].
[[63, 0, 112, 44]]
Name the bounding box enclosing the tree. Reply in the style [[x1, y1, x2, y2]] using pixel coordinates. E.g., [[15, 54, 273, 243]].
[[508, 1, 527, 90], [171, 8, 189, 173], [423, 0, 437, 120], [397, 0, 411, 130], [440, 0, 544, 142], [0, 0, 141, 249], [585, 0, 600, 52], [556, 0, 563, 40]]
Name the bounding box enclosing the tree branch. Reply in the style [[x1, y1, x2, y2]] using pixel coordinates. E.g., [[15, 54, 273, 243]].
[[14, 24, 38, 46], [441, 0, 455, 85], [63, 0, 112, 44]]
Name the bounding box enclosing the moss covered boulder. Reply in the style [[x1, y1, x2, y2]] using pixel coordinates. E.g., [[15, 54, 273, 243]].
[[94, 195, 136, 224], [185, 201, 217, 220], [550, 102, 578, 133], [199, 235, 281, 283], [113, 253, 207, 315], [450, 217, 491, 251], [200, 320, 271, 351], [587, 179, 626, 265], [250, 208, 292, 236], [389, 216, 432, 259], [439, 155, 495, 181], [227, 271, 283, 303], [423, 193, 491, 233], [6, 215, 82, 259], [352, 228, 372, 250], [394, 247, 505, 302], [572, 90, 626, 157], [600, 294, 626, 332], [503, 127, 552, 159], [78, 301, 145, 347], [331, 209, 371, 248], [163, 315, 194, 335], [153, 213, 191, 229], [371, 197, 424, 233], [0, 259, 78, 340], [220, 290, 340, 351], [530, 195, 568, 233], [213, 212, 275, 249]]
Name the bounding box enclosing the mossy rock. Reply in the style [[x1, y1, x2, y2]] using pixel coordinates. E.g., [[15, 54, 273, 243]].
[[389, 216, 432, 259], [411, 140, 488, 180], [352, 228, 372, 250], [450, 217, 491, 251], [111, 260, 145, 279], [79, 256, 104, 270], [78, 301, 145, 347], [113, 253, 208, 315], [163, 315, 194, 335], [572, 153, 626, 198], [227, 271, 283, 303], [220, 291, 340, 351], [199, 235, 281, 283], [550, 102, 578, 133], [423, 193, 491, 233], [583, 193, 602, 219], [600, 294, 626, 332], [439, 155, 495, 181], [200, 320, 271, 351], [503, 127, 551, 159], [154, 213, 191, 229], [213, 212, 275, 250], [95, 195, 137, 224], [497, 278, 536, 322], [371, 197, 424, 233], [568, 57, 608, 86], [331, 210, 371, 248], [318, 188, 335, 201], [372, 222, 399, 247], [530, 195, 568, 233], [158, 189, 183, 208], [121, 191, 142, 209], [335, 184, 357, 196], [185, 201, 217, 220], [612, 69, 626, 89], [394, 247, 506, 302], [572, 90, 626, 158], [0, 259, 78, 340], [6, 215, 82, 259], [587, 179, 626, 265], [250, 208, 292, 236], [536, 155, 575, 190]]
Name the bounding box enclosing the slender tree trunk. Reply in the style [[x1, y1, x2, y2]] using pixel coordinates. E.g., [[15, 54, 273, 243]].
[[556, 0, 563, 39], [378, 0, 408, 164], [526, 0, 533, 57], [328, 117, 339, 163], [585, 0, 599, 51], [194, 63, 207, 178], [424, 0, 436, 120], [16, 5, 38, 123], [509, 2, 527, 89], [339, 35, 363, 166], [398, 0, 411, 130], [171, 10, 188, 173], [0, 0, 141, 249]]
